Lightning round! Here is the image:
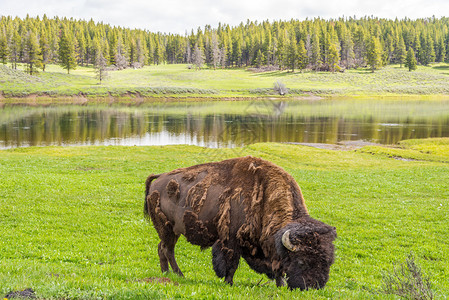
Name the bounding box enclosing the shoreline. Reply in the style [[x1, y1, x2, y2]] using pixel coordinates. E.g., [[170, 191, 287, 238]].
[[2, 92, 449, 105]]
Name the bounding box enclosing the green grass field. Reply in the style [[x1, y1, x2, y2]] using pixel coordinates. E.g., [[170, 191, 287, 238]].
[[2, 63, 449, 100], [1, 139, 448, 299]]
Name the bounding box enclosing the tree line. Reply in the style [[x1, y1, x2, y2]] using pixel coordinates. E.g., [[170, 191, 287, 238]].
[[1, 14, 449, 75]]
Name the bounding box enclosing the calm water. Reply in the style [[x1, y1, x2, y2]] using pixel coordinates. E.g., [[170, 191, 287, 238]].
[[1, 99, 449, 149]]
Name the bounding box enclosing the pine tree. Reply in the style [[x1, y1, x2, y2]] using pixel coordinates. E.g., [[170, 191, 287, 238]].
[[153, 39, 163, 65], [101, 38, 110, 65], [366, 36, 382, 72], [325, 25, 340, 70], [310, 29, 321, 70], [108, 30, 118, 65], [59, 26, 77, 74], [341, 30, 355, 69], [327, 43, 340, 72], [232, 35, 243, 67], [383, 34, 395, 65], [9, 30, 21, 70], [75, 26, 86, 66], [39, 28, 51, 71], [423, 32, 435, 65], [285, 34, 297, 72], [414, 34, 422, 65], [0, 32, 8, 65], [436, 37, 446, 62], [395, 35, 407, 67], [405, 48, 417, 71], [297, 40, 308, 72], [91, 36, 102, 65], [135, 38, 146, 68], [255, 49, 265, 68], [353, 26, 366, 67], [276, 29, 287, 69], [23, 31, 43, 75]]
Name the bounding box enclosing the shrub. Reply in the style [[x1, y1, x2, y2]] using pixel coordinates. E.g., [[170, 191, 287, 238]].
[[273, 81, 288, 95], [380, 253, 434, 300]]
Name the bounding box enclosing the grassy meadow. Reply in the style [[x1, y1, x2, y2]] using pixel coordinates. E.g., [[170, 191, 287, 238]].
[[3, 63, 449, 100], [1, 139, 449, 299]]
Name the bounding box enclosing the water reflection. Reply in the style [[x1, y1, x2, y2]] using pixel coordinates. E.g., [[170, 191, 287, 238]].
[[1, 100, 449, 149]]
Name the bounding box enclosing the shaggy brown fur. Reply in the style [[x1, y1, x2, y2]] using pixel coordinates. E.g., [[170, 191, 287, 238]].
[[166, 179, 180, 201], [144, 156, 336, 290]]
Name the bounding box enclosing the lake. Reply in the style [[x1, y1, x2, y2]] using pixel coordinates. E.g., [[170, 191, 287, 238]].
[[1, 99, 449, 149]]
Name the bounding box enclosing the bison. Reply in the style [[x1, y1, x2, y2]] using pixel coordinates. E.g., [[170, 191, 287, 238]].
[[144, 156, 336, 290]]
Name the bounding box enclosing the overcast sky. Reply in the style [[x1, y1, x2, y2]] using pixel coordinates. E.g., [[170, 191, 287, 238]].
[[1, 0, 448, 34]]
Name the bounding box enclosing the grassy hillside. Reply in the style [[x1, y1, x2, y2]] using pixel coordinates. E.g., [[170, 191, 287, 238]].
[[2, 63, 449, 101], [1, 139, 448, 299]]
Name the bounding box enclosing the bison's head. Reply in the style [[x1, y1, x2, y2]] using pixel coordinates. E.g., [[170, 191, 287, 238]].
[[275, 218, 337, 290]]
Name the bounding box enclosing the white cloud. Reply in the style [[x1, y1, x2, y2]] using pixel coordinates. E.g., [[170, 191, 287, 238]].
[[1, 0, 449, 34]]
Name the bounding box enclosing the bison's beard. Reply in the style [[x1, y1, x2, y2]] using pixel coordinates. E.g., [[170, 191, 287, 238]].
[[286, 266, 331, 290]]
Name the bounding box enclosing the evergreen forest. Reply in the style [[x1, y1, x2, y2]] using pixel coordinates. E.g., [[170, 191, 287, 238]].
[[0, 14, 448, 74]]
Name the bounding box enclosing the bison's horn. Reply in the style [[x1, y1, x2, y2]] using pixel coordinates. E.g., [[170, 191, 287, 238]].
[[282, 230, 297, 252]]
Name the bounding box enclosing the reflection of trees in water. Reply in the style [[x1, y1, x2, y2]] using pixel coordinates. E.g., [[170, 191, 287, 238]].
[[0, 109, 146, 147], [156, 113, 449, 146], [1, 105, 449, 148]]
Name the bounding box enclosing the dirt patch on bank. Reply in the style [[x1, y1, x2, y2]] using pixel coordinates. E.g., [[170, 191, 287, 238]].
[[291, 141, 431, 162], [288, 140, 382, 151]]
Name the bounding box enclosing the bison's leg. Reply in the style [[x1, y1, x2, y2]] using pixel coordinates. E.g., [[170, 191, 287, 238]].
[[212, 240, 240, 285], [224, 251, 240, 285], [147, 189, 184, 277], [158, 242, 169, 273], [159, 234, 184, 277]]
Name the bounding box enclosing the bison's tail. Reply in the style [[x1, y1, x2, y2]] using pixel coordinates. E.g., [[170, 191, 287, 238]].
[[144, 174, 160, 222]]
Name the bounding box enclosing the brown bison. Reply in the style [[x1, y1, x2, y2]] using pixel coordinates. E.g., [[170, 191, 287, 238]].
[[144, 156, 336, 290]]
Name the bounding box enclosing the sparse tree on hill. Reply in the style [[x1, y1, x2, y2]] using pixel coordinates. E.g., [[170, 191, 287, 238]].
[[135, 38, 146, 68], [211, 32, 221, 69], [219, 47, 227, 68], [114, 34, 128, 70], [94, 51, 108, 84], [192, 43, 205, 70]]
